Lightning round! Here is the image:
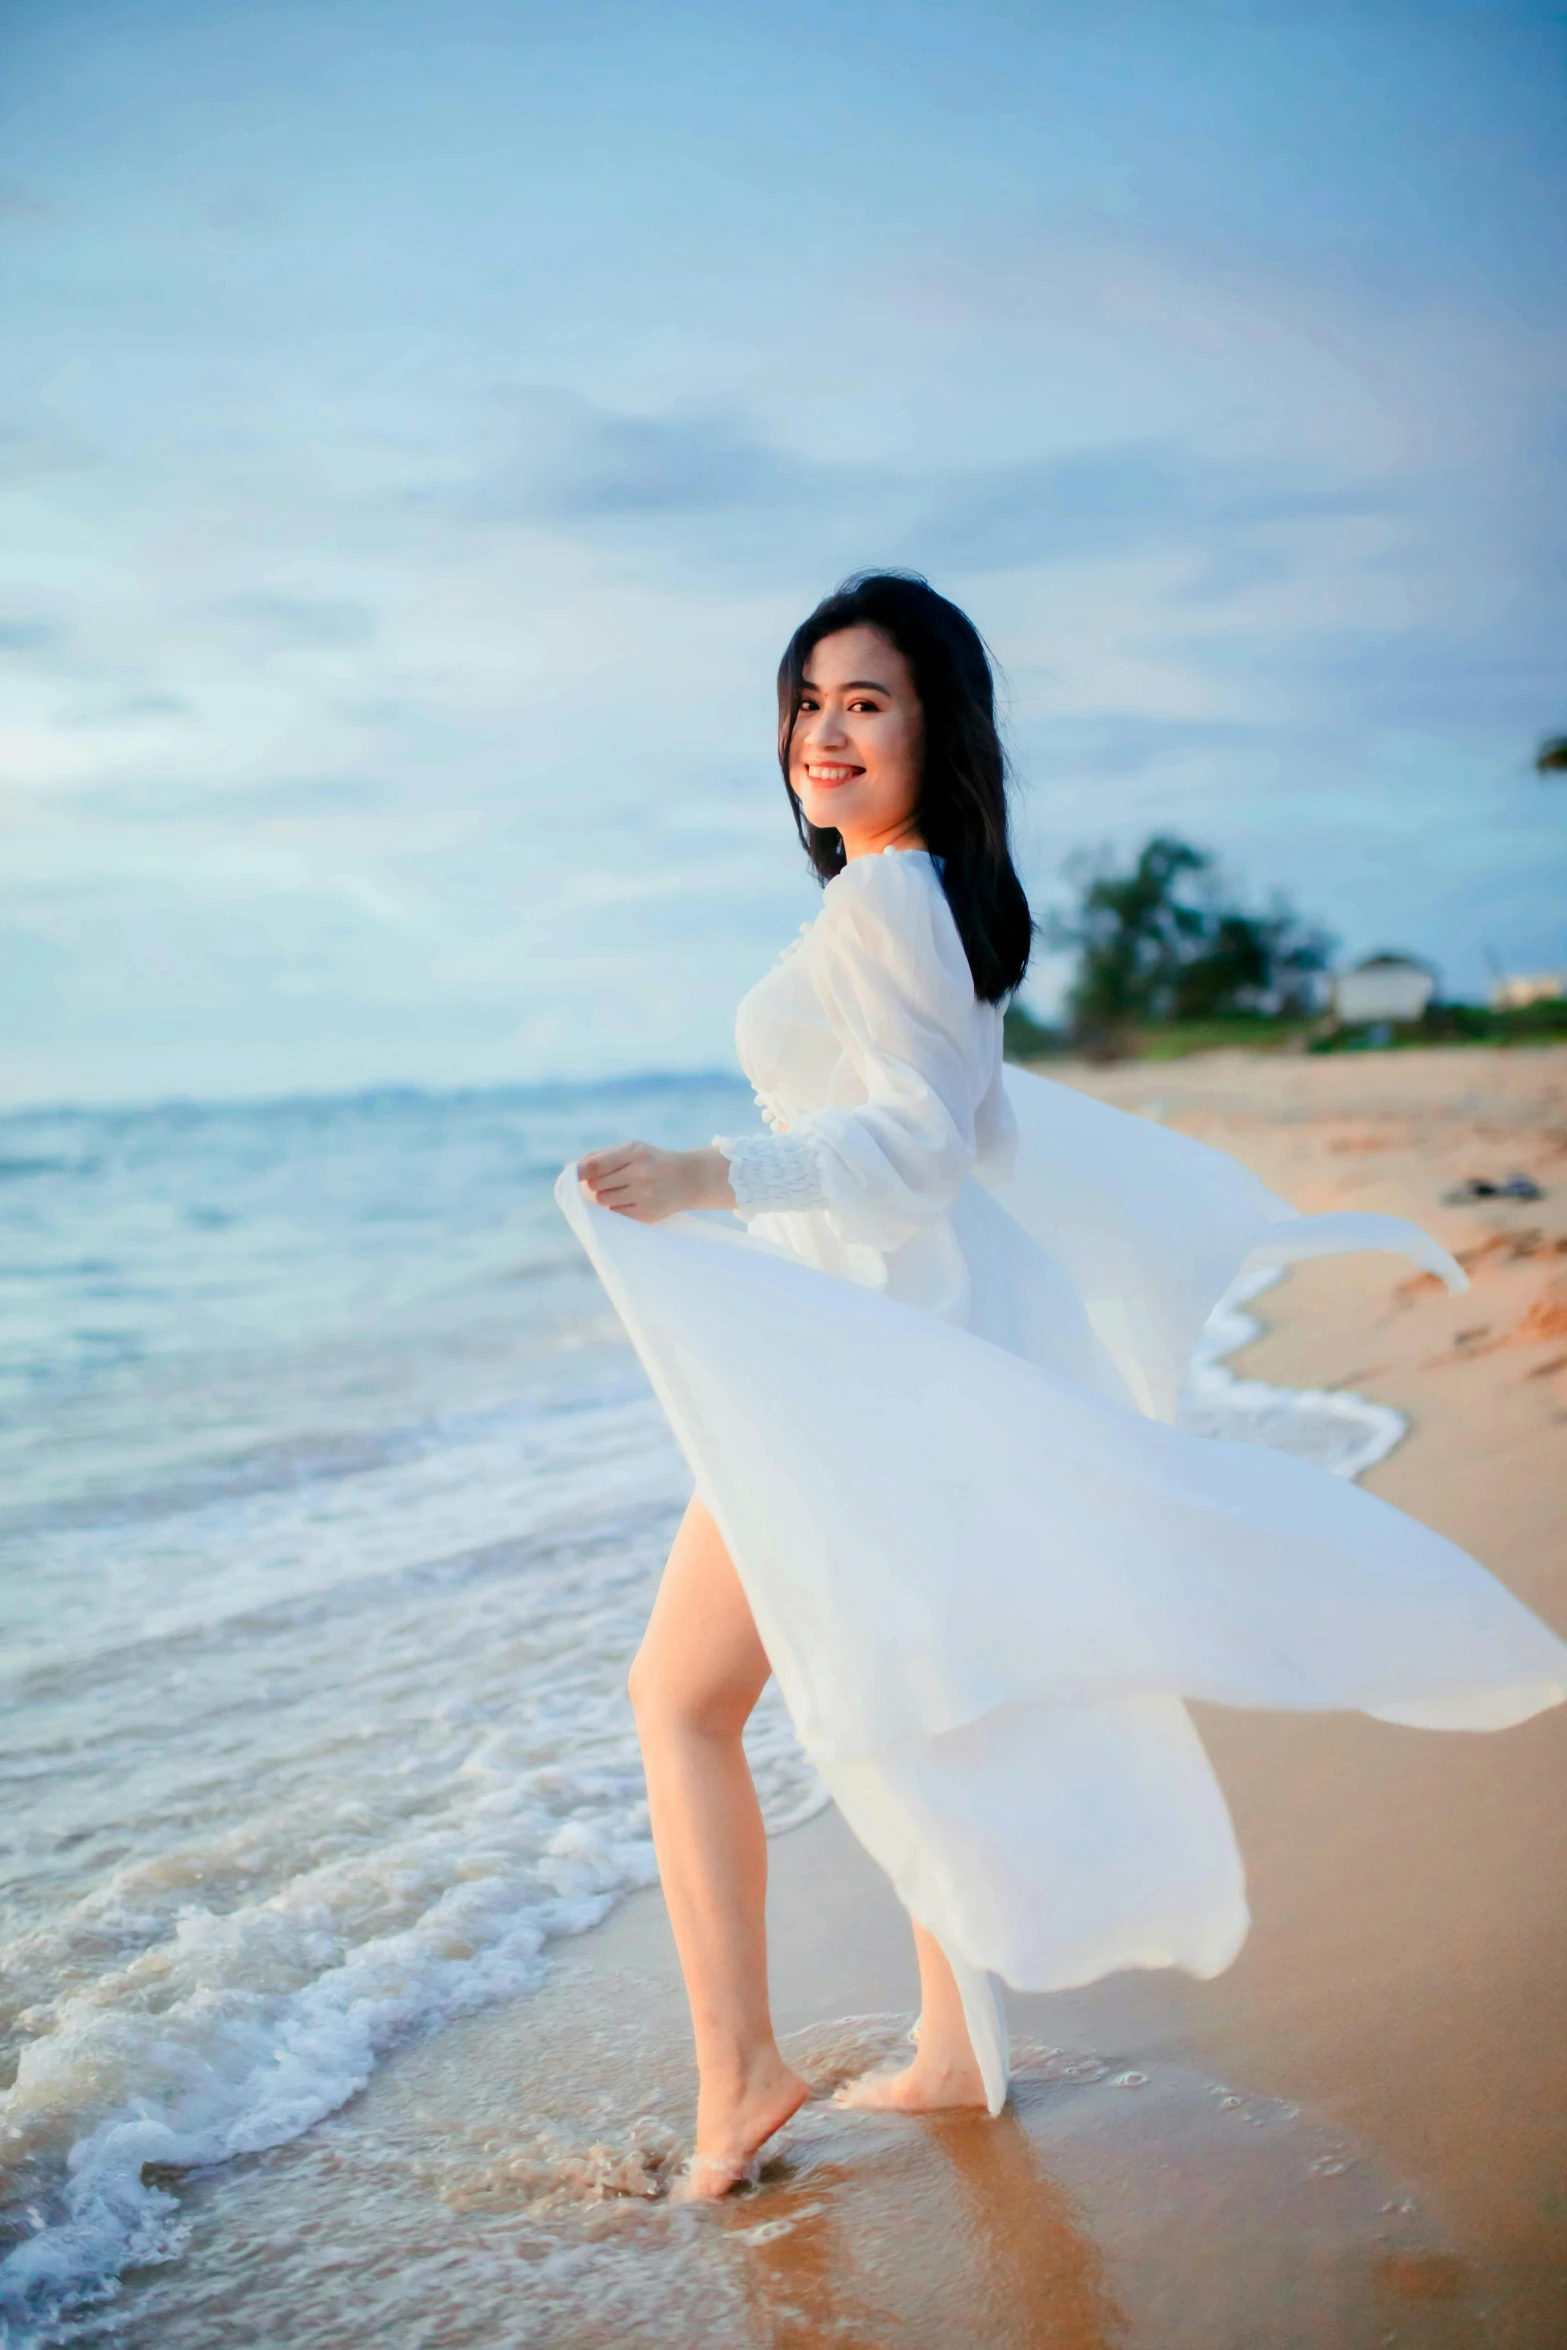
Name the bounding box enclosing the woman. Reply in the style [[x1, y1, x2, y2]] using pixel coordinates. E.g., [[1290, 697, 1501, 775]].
[[561, 572, 1567, 2199]]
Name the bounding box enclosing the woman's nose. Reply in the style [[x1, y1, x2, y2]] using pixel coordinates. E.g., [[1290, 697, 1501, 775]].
[[803, 704, 848, 748]]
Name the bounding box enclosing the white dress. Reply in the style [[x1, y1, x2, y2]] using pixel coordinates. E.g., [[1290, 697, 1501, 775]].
[[555, 847, 1567, 2111]]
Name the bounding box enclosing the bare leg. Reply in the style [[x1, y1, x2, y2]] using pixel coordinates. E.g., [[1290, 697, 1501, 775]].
[[628, 1497, 809, 2196], [832, 1920, 988, 2111]]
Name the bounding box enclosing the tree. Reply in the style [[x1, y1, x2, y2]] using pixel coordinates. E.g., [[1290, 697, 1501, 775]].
[[1048, 834, 1335, 1049], [1047, 836, 1208, 1042], [1169, 898, 1335, 1021]]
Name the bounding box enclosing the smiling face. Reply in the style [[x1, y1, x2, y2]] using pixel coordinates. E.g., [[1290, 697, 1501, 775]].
[[787, 624, 926, 860]]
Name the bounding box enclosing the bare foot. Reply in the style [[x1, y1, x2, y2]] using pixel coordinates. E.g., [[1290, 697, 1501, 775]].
[[677, 2059, 811, 2201], [831, 2052, 988, 2113]]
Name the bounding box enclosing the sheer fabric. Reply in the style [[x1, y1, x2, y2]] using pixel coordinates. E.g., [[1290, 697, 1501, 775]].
[[557, 847, 1567, 2111]]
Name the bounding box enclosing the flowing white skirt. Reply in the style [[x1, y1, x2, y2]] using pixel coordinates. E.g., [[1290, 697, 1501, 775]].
[[556, 1068, 1567, 2109]]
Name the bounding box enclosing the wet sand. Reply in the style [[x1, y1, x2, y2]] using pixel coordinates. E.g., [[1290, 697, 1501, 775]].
[[98, 1808, 1481, 2350], [96, 1047, 1567, 2349]]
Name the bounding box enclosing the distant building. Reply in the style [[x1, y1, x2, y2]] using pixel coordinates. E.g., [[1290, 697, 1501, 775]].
[[1491, 970, 1566, 1011], [1332, 953, 1437, 1025]]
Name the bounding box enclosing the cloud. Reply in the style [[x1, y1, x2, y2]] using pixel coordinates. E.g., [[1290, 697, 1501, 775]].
[[219, 592, 379, 648], [0, 419, 93, 483], [919, 445, 1194, 572], [0, 183, 56, 225], [202, 187, 280, 238], [58, 774, 393, 823], [59, 690, 193, 729], [507, 389, 796, 522], [408, 389, 808, 546], [0, 616, 65, 655], [424, 386, 1407, 608], [1015, 710, 1280, 785], [1168, 621, 1563, 739], [915, 445, 1402, 579], [340, 697, 471, 756], [229, 775, 393, 815]]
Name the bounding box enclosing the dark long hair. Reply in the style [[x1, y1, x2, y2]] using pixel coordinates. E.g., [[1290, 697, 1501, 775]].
[[776, 571, 1033, 1003]]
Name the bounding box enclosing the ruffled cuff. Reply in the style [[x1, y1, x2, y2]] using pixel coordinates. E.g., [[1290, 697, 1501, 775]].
[[712, 1130, 828, 1219]]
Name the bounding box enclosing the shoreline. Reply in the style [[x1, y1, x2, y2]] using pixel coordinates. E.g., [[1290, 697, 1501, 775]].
[[80, 1045, 1567, 2350]]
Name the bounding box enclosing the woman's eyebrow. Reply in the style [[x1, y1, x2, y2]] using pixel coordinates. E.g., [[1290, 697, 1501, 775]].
[[800, 676, 892, 695]]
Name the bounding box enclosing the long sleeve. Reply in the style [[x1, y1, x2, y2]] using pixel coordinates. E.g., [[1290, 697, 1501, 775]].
[[715, 851, 984, 1252]]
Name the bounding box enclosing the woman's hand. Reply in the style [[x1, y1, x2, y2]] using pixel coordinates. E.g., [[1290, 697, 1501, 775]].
[[577, 1142, 737, 1223]]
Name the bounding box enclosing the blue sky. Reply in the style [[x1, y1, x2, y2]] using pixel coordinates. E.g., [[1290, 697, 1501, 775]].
[[2, 0, 1564, 1104]]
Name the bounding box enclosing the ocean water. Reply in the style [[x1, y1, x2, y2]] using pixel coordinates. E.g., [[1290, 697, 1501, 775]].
[[0, 1080, 1402, 2342]]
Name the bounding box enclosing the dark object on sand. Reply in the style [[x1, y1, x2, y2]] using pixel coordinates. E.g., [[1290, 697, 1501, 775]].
[[1442, 1174, 1545, 1205]]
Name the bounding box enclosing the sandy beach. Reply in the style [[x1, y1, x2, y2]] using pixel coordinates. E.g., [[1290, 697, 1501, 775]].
[[83, 1046, 1567, 2350]]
